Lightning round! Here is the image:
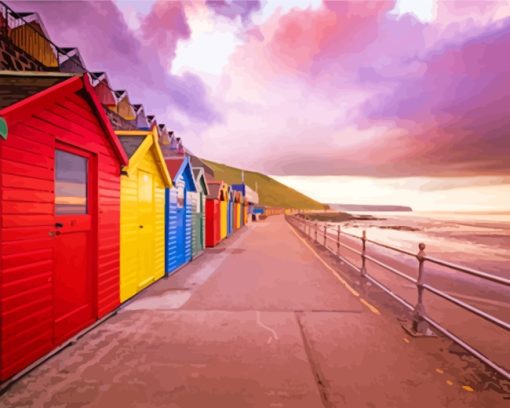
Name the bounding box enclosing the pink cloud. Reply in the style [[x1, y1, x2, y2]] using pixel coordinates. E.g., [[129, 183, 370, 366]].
[[11, 0, 220, 124], [8, 0, 510, 178], [139, 1, 191, 67], [199, 1, 510, 178]]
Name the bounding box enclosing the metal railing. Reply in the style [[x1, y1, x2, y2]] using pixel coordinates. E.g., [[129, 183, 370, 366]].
[[287, 215, 510, 380]]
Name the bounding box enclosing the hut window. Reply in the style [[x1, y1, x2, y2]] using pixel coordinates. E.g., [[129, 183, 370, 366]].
[[55, 150, 88, 214]]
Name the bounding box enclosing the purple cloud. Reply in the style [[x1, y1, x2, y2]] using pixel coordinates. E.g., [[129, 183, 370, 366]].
[[205, 0, 261, 24], [363, 18, 510, 177], [10, 0, 221, 125]]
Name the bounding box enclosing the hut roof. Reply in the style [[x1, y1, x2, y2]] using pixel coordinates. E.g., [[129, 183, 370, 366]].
[[165, 156, 197, 192], [165, 157, 185, 179], [192, 167, 209, 195], [0, 72, 128, 166], [115, 129, 172, 188]]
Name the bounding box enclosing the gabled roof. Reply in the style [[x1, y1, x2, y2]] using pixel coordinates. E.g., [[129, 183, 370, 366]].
[[0, 72, 128, 166], [110, 89, 136, 120], [58, 48, 87, 73], [192, 167, 209, 196], [115, 128, 172, 188], [190, 155, 215, 178], [165, 156, 197, 192], [231, 184, 246, 196], [88, 72, 116, 106], [206, 179, 228, 200], [133, 104, 149, 129]]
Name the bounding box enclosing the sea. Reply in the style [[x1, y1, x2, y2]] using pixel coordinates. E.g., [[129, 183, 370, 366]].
[[333, 211, 510, 279]]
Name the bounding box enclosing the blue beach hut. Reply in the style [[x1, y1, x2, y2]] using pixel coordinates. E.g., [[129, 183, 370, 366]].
[[227, 185, 234, 236], [164, 156, 197, 274]]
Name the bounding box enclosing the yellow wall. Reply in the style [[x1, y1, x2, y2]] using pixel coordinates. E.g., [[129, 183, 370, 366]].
[[120, 149, 166, 302], [220, 200, 228, 240], [235, 203, 241, 229]]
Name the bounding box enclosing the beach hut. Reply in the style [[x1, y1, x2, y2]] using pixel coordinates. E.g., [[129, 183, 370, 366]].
[[115, 128, 172, 303], [205, 180, 225, 248], [232, 183, 258, 225], [232, 184, 246, 227], [234, 191, 242, 230], [227, 185, 234, 236], [164, 156, 197, 274], [0, 72, 128, 382], [220, 183, 229, 240], [191, 168, 209, 258]]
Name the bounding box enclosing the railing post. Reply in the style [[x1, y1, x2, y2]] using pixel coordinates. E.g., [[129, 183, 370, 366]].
[[314, 222, 318, 242], [360, 230, 367, 277], [412, 243, 428, 333], [323, 224, 327, 246], [336, 225, 341, 256]]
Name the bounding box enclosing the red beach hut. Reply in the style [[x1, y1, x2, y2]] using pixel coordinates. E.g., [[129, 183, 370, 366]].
[[205, 180, 226, 247], [0, 72, 128, 382]]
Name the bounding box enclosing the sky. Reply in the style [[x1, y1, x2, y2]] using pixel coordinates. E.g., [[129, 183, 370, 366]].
[[12, 0, 510, 211]]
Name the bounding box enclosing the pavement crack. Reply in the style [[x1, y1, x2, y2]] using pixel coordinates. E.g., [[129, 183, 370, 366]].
[[255, 311, 279, 343], [295, 312, 333, 408]]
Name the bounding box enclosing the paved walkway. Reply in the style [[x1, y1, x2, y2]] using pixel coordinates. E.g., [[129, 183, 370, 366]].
[[1, 216, 507, 407]]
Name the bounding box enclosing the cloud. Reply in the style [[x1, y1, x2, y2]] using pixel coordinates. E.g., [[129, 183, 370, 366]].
[[187, 0, 510, 178], [12, 0, 220, 125], [364, 18, 510, 177], [10, 0, 510, 180], [205, 0, 261, 24]]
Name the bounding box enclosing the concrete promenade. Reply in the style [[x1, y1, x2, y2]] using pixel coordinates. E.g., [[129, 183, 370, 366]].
[[1, 216, 507, 407]]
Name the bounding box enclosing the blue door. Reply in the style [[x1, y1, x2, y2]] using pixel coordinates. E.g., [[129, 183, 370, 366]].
[[227, 201, 233, 235], [165, 188, 177, 274], [165, 181, 187, 274], [175, 180, 187, 268]]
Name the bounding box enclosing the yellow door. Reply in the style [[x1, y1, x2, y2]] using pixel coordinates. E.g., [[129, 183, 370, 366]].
[[220, 201, 227, 240], [137, 170, 155, 290], [236, 203, 241, 228]]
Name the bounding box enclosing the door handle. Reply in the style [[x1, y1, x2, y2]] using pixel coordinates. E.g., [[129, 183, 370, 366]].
[[139, 225, 144, 229], [55, 222, 64, 228]]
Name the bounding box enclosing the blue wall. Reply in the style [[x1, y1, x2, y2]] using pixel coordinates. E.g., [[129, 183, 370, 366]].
[[165, 158, 197, 275], [227, 200, 233, 236]]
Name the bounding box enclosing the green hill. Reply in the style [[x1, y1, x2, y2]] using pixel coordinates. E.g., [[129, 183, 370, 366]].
[[202, 159, 325, 210]]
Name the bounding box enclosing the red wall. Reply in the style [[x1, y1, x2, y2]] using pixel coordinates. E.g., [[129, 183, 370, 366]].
[[205, 199, 220, 247], [0, 91, 122, 381]]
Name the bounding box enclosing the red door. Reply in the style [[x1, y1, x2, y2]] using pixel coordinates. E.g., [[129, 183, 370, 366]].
[[53, 144, 95, 344], [214, 200, 220, 245]]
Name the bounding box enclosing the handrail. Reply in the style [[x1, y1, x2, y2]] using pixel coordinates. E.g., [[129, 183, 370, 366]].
[[364, 253, 417, 284], [425, 256, 510, 286], [287, 215, 510, 380], [423, 284, 510, 331]]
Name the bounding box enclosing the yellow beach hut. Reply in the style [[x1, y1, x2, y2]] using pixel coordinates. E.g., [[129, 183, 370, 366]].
[[220, 183, 229, 240], [116, 128, 172, 302]]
